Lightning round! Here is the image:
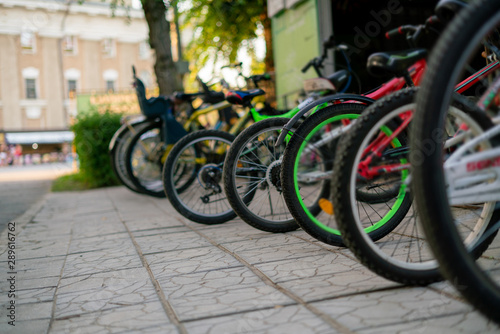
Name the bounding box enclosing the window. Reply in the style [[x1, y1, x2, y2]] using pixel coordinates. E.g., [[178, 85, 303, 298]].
[[103, 69, 118, 92], [22, 67, 39, 99], [20, 31, 36, 53], [102, 38, 115, 57], [26, 78, 37, 99], [63, 36, 77, 55], [139, 41, 150, 60], [106, 80, 115, 92], [68, 80, 77, 97], [64, 68, 81, 94]]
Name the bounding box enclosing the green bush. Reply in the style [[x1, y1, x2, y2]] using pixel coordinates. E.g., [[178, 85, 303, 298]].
[[71, 109, 122, 188], [52, 172, 89, 192]]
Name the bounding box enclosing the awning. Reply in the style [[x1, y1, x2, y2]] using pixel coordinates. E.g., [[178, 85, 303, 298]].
[[5, 131, 74, 144]]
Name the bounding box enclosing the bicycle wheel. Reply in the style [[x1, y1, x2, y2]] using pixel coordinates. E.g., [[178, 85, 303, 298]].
[[413, 0, 500, 323], [223, 118, 298, 233], [110, 121, 149, 194], [333, 88, 498, 285], [281, 103, 368, 246], [163, 130, 236, 224], [125, 122, 167, 198]]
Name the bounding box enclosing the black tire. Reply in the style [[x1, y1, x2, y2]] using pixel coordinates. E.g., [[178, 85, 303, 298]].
[[223, 118, 299, 233], [412, 0, 500, 323], [281, 103, 368, 246], [335, 89, 499, 285], [125, 122, 167, 198], [110, 122, 150, 194], [163, 130, 236, 224]]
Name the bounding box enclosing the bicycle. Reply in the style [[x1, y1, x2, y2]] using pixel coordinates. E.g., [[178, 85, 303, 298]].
[[162, 36, 361, 225], [120, 67, 237, 197], [278, 17, 438, 246], [109, 114, 149, 194], [411, 0, 500, 323], [162, 88, 324, 224], [331, 0, 500, 285], [221, 37, 361, 232]]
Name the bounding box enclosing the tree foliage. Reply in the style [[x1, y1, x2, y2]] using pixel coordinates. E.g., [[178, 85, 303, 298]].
[[181, 0, 273, 73], [84, 0, 273, 92]]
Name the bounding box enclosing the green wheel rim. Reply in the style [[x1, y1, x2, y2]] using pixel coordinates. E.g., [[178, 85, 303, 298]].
[[293, 114, 408, 235]]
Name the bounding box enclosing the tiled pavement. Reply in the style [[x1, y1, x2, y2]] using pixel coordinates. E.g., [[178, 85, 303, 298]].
[[0, 186, 499, 333]]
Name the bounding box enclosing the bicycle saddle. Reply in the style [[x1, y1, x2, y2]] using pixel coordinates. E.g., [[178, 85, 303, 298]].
[[326, 69, 350, 91], [367, 49, 427, 77], [225, 89, 265, 105], [435, 0, 468, 23]]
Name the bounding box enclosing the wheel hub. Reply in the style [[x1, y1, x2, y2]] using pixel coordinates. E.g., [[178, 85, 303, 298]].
[[266, 159, 282, 192], [198, 164, 222, 191]]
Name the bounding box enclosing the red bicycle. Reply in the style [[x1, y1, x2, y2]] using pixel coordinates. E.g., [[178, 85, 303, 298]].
[[277, 16, 436, 247], [330, 0, 500, 285]]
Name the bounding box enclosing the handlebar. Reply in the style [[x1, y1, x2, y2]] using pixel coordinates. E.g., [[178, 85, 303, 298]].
[[249, 74, 271, 82], [221, 62, 243, 69], [301, 61, 313, 73], [386, 26, 413, 39], [301, 37, 351, 76], [196, 75, 211, 94], [246, 73, 272, 88], [385, 15, 440, 46]]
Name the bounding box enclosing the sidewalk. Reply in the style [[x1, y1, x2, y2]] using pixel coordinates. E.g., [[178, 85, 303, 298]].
[[0, 186, 498, 333]]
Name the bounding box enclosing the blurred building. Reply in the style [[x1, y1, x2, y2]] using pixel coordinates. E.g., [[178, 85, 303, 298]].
[[0, 0, 154, 156]]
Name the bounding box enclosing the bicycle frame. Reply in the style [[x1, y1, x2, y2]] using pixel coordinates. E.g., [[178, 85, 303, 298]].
[[226, 94, 333, 137], [275, 59, 427, 146], [290, 59, 500, 185], [357, 60, 500, 180], [182, 100, 233, 131], [440, 66, 500, 205], [132, 99, 234, 161]]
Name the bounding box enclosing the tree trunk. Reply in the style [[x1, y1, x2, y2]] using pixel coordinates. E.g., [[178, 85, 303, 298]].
[[141, 0, 183, 95], [261, 2, 274, 73], [261, 2, 275, 105]]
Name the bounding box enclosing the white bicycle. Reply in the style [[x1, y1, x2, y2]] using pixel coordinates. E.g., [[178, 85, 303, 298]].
[[412, 0, 500, 324]]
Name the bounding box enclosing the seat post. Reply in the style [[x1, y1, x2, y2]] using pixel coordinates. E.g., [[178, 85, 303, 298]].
[[402, 71, 415, 87], [244, 100, 253, 109]]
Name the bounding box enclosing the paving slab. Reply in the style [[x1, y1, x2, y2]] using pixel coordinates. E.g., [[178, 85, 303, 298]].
[[0, 186, 498, 334], [184, 305, 334, 334], [146, 246, 244, 278], [310, 287, 475, 331], [134, 231, 213, 255], [55, 268, 157, 319], [0, 318, 51, 334], [50, 301, 176, 334]]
